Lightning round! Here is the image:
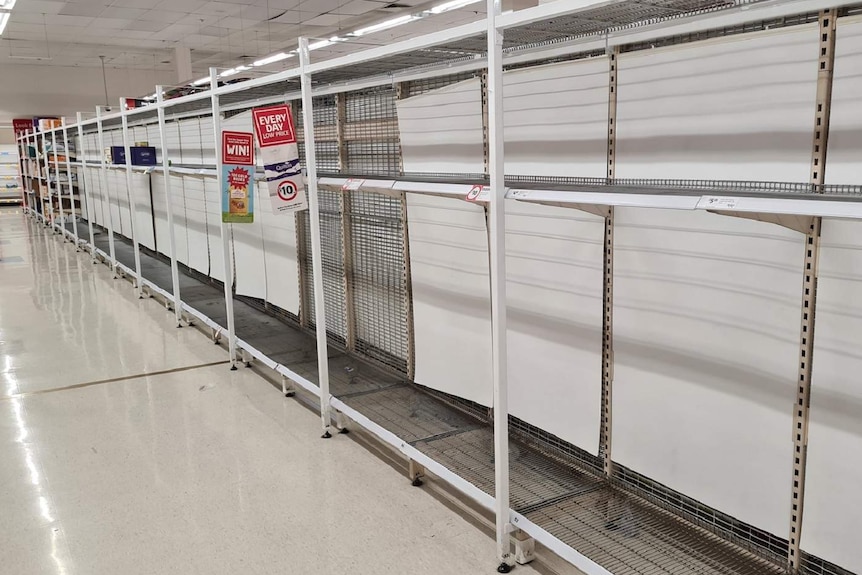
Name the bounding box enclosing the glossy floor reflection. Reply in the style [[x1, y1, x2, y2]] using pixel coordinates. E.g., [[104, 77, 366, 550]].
[[0, 210, 540, 575]]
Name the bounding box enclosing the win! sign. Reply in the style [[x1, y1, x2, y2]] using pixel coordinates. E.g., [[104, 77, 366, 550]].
[[222, 131, 255, 165]]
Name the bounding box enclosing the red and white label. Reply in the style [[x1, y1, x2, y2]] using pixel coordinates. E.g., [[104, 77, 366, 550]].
[[222, 131, 255, 165], [12, 119, 32, 134], [252, 104, 297, 148], [466, 185, 489, 202], [342, 179, 365, 192]]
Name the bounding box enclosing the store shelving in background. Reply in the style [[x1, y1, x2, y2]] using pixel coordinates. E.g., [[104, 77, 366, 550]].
[[0, 145, 22, 205]]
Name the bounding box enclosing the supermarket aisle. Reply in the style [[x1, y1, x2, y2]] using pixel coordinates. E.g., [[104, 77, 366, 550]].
[[0, 209, 539, 575]]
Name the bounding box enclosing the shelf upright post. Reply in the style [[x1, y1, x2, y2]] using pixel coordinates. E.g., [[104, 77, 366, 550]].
[[486, 0, 512, 570], [600, 47, 619, 478], [96, 106, 118, 277], [299, 37, 333, 439], [61, 119, 80, 249], [50, 127, 67, 240], [40, 130, 52, 229], [210, 67, 239, 370], [787, 9, 836, 573], [120, 98, 145, 298], [77, 113, 97, 261], [156, 86, 184, 327]]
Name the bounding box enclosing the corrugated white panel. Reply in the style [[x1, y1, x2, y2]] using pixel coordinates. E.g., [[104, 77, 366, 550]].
[[260, 196, 300, 316], [407, 194, 491, 406], [614, 208, 801, 537], [396, 78, 485, 174], [145, 123, 163, 161], [199, 115, 217, 166], [506, 201, 604, 452], [503, 57, 608, 177], [83, 167, 102, 227], [163, 121, 182, 166], [826, 17, 862, 185], [131, 173, 155, 250], [803, 218, 862, 573], [616, 25, 818, 181], [233, 181, 267, 299], [115, 170, 134, 239], [150, 172, 169, 256], [204, 177, 225, 282], [178, 117, 203, 164], [106, 169, 123, 237], [182, 175, 209, 274], [170, 174, 189, 265]]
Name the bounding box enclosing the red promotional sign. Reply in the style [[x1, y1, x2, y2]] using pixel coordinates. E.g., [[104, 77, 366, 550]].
[[252, 104, 296, 147], [222, 131, 254, 165], [12, 119, 32, 134]]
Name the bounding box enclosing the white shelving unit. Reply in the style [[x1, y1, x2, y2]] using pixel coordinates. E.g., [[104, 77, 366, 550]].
[[0, 145, 21, 205]]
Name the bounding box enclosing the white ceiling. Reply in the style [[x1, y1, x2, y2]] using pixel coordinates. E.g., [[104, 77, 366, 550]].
[[1, 0, 486, 80]]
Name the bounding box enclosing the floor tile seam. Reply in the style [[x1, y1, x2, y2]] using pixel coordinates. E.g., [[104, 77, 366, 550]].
[[0, 360, 229, 401]]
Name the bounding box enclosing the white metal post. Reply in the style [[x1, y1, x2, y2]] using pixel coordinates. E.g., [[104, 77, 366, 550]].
[[96, 106, 118, 277], [120, 98, 145, 298], [300, 37, 333, 439], [61, 120, 80, 249], [50, 128, 67, 239], [40, 131, 52, 228], [156, 86, 184, 327], [486, 0, 512, 571], [210, 67, 239, 370], [77, 112, 97, 261]]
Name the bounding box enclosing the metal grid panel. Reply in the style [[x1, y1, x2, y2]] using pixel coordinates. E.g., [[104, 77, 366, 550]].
[[800, 553, 856, 575], [403, 71, 483, 97], [525, 487, 786, 575], [343, 87, 401, 174], [347, 189, 410, 374], [298, 188, 347, 343], [295, 96, 340, 171]]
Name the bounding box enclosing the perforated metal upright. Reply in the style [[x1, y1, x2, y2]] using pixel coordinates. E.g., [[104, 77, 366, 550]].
[[156, 87, 184, 327], [61, 119, 80, 249], [600, 47, 619, 478], [300, 38, 334, 438], [96, 106, 118, 276], [39, 130, 52, 229], [120, 98, 145, 298], [50, 127, 66, 239], [210, 67, 239, 370], [76, 112, 97, 262], [788, 9, 836, 573], [487, 0, 513, 570]]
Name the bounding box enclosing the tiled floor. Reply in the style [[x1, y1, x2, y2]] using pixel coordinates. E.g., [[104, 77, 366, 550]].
[[0, 208, 542, 575]]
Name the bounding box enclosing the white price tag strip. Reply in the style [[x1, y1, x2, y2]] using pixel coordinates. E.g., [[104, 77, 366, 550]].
[[697, 196, 739, 210], [465, 185, 490, 202], [342, 178, 365, 191]]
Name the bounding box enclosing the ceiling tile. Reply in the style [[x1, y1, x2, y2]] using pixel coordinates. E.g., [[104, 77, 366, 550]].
[[90, 17, 134, 28], [99, 6, 147, 18], [304, 13, 347, 27], [13, 0, 66, 14], [46, 14, 99, 26], [154, 0, 208, 12], [58, 4, 106, 17], [336, 0, 387, 15], [138, 9, 189, 22], [199, 1, 244, 16], [126, 19, 169, 32]]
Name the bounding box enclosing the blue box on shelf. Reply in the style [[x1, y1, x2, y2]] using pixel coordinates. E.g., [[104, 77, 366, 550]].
[[107, 146, 157, 166]]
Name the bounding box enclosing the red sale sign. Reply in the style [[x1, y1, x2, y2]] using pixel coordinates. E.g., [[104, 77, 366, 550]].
[[12, 119, 32, 135], [222, 131, 254, 165], [252, 104, 296, 147]]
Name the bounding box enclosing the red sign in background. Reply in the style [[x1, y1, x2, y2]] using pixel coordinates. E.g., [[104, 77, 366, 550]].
[[12, 119, 32, 134], [252, 104, 296, 147], [222, 131, 255, 165]]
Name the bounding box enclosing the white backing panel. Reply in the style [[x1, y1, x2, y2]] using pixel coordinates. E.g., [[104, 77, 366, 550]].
[[233, 180, 267, 300], [260, 199, 301, 316], [178, 117, 203, 165], [132, 173, 155, 251], [199, 115, 217, 166], [170, 174, 189, 266], [616, 25, 818, 181], [614, 208, 802, 537], [506, 201, 604, 452], [826, 17, 862, 185], [150, 172, 169, 256], [503, 57, 608, 177], [106, 169, 122, 237], [145, 123, 163, 163], [163, 121, 181, 167], [396, 79, 485, 174], [407, 194, 491, 406], [204, 177, 225, 282], [182, 175, 209, 275], [115, 170, 134, 238], [802, 219, 862, 573]]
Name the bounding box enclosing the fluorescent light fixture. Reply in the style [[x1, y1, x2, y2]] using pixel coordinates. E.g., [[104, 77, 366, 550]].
[[351, 14, 416, 37], [428, 0, 481, 15], [220, 65, 250, 78], [0, 12, 9, 36], [0, 0, 16, 9], [252, 52, 292, 67], [191, 77, 210, 86]]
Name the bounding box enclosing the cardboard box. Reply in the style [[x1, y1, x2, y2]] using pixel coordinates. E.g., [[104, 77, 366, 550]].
[[106, 146, 157, 166]]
